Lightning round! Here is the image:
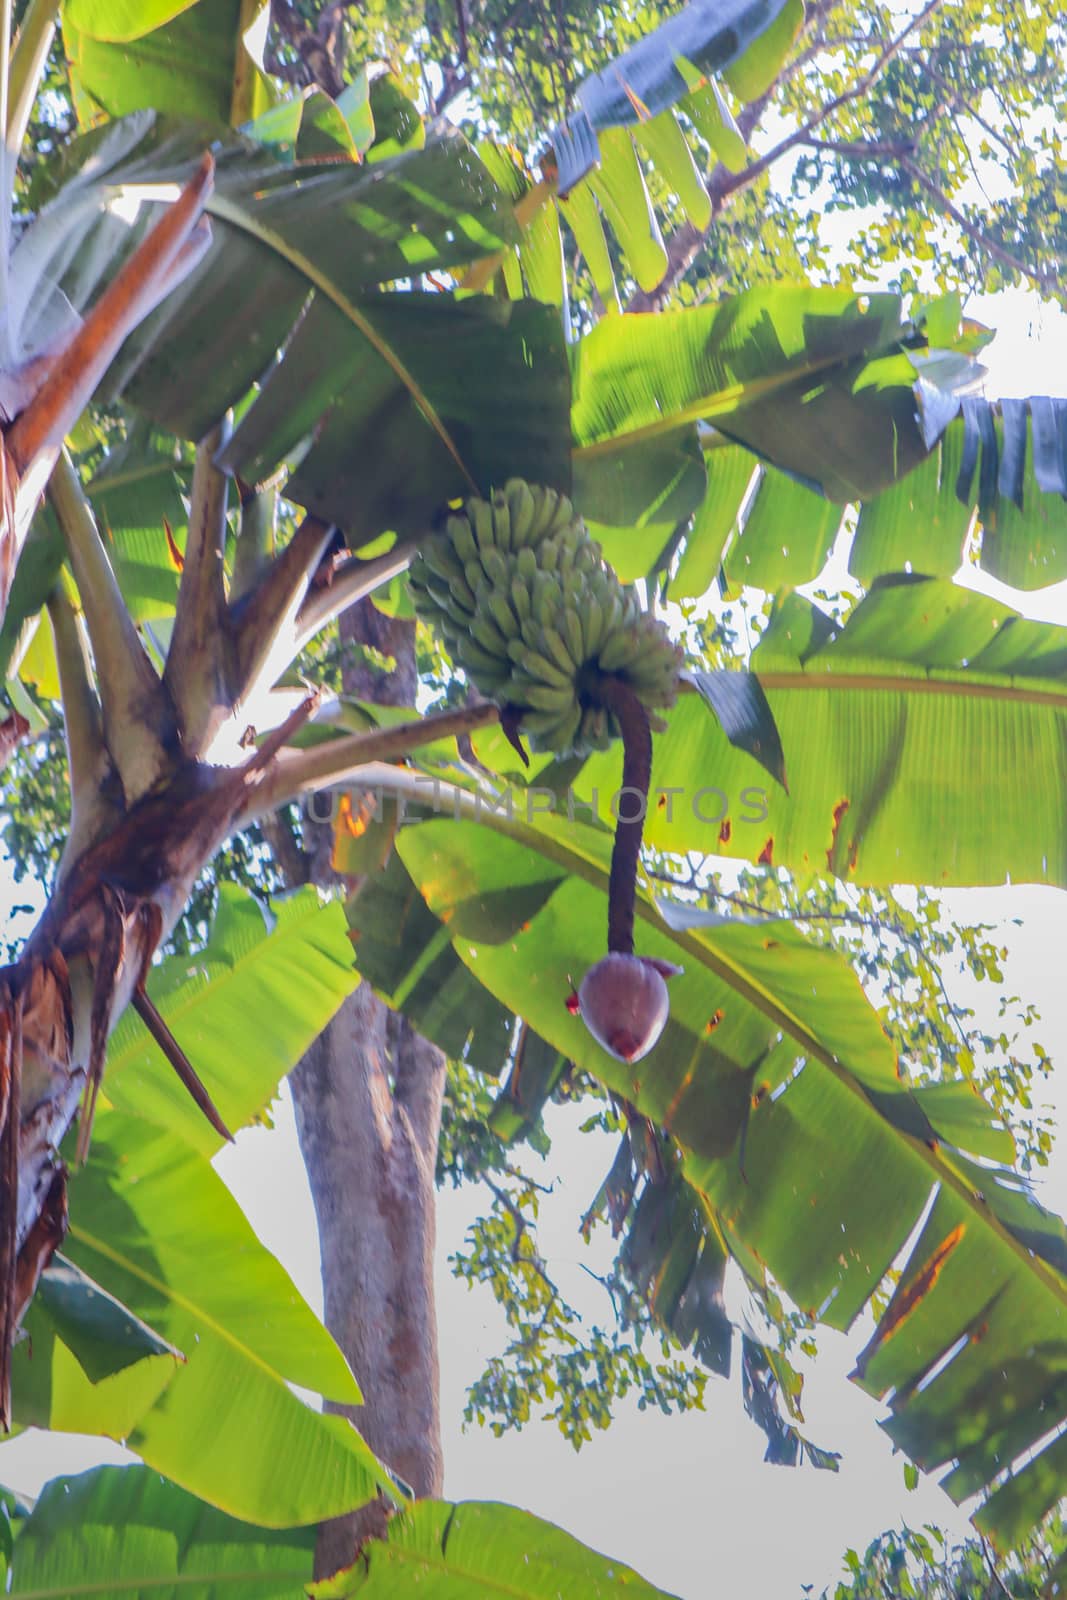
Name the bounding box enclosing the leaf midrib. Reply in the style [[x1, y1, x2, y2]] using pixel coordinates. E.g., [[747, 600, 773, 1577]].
[[757, 669, 1067, 709]]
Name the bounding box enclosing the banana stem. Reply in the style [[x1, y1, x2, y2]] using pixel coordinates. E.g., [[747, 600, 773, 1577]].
[[230, 484, 275, 603], [48, 449, 177, 802], [590, 675, 651, 958], [7, 0, 59, 155]]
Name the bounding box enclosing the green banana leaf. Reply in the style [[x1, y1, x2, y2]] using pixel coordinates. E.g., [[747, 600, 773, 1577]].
[[62, 0, 275, 126], [311, 1498, 680, 1598], [0, 428, 190, 688], [103, 884, 359, 1154], [20, 105, 532, 473], [543, 0, 802, 299], [36, 107, 573, 540], [4, 1468, 678, 1599], [36, 1254, 182, 1382], [23, 106, 543, 502], [550, 0, 796, 189], [215, 291, 571, 542], [564, 577, 1067, 889], [667, 398, 1067, 603], [8, 1465, 316, 1596], [464, 0, 800, 305], [14, 1110, 390, 1527], [359, 791, 1067, 1546], [343, 833, 830, 1465], [851, 397, 1067, 592], [569, 287, 949, 528]]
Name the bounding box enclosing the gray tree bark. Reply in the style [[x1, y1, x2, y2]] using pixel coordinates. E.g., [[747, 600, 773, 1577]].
[[287, 599, 447, 1580]]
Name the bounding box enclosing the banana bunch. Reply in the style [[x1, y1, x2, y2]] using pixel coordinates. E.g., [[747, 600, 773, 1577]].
[[409, 481, 683, 756]]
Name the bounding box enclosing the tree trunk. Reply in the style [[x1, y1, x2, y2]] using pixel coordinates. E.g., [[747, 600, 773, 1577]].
[[288, 599, 447, 1581], [291, 990, 446, 1576]]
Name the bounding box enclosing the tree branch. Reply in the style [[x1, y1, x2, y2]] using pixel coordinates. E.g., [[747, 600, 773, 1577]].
[[898, 154, 1063, 290]]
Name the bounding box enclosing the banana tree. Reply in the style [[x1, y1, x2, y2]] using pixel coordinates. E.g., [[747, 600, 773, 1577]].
[[2, 0, 1066, 1571]]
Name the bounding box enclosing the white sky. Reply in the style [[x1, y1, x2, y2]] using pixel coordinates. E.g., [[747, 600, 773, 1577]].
[[3, 255, 1067, 1598]]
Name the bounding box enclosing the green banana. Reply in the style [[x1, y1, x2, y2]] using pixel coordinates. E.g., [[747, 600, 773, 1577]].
[[486, 589, 520, 639], [448, 572, 477, 612], [480, 547, 510, 589], [491, 495, 512, 552], [462, 638, 512, 682], [516, 645, 574, 690], [447, 513, 480, 566], [521, 615, 545, 651], [597, 627, 645, 672], [540, 624, 576, 675], [507, 479, 536, 546], [420, 539, 464, 585], [548, 698, 583, 753], [582, 593, 606, 658], [524, 681, 575, 713], [470, 497, 497, 553], [510, 575, 532, 622], [470, 613, 512, 658], [519, 704, 568, 739], [530, 487, 559, 538], [533, 575, 562, 625], [561, 605, 585, 666]]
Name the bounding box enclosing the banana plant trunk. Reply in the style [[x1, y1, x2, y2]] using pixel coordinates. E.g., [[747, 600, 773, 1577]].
[[289, 600, 448, 1580]]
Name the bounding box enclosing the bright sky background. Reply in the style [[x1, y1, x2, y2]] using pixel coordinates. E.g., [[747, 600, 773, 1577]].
[[3, 185, 1067, 1600]]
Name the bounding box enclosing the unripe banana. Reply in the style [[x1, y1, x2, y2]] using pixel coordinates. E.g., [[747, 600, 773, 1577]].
[[510, 576, 532, 622], [549, 699, 583, 754], [422, 575, 456, 613], [521, 615, 545, 651], [540, 624, 575, 676], [487, 590, 520, 639], [449, 572, 477, 611], [480, 547, 509, 589], [470, 498, 497, 553], [463, 638, 512, 682], [520, 704, 568, 739], [507, 480, 537, 546], [534, 575, 562, 625], [421, 539, 464, 585], [525, 681, 575, 713], [470, 613, 512, 658], [530, 487, 560, 538], [517, 646, 574, 690], [561, 606, 585, 666], [582, 594, 606, 658], [491, 495, 512, 553], [447, 513, 480, 566], [597, 628, 644, 672]]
